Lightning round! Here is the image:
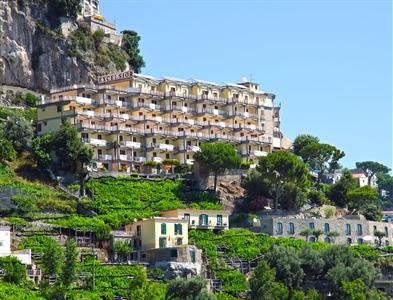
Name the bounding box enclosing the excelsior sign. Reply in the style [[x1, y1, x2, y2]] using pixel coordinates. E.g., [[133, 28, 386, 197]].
[[97, 71, 133, 84]]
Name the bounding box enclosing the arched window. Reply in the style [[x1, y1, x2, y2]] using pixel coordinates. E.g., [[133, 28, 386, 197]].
[[324, 237, 331, 243], [277, 223, 283, 235], [288, 223, 295, 235], [309, 223, 315, 229]]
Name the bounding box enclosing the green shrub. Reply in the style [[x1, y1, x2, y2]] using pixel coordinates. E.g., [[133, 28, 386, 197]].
[[24, 92, 39, 107], [324, 206, 336, 218], [19, 235, 56, 253]]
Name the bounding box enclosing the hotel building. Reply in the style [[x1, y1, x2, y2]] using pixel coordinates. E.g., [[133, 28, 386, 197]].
[[36, 71, 290, 172]]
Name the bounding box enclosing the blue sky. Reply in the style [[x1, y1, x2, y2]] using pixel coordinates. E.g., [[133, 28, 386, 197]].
[[101, 0, 392, 170]]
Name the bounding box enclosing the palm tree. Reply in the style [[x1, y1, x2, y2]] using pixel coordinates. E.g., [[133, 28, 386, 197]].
[[327, 231, 340, 243], [300, 228, 313, 242], [312, 229, 324, 242]]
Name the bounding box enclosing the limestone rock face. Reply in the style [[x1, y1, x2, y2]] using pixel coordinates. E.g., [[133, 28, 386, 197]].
[[0, 1, 121, 91]]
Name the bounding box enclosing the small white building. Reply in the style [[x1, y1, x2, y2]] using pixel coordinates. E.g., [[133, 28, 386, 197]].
[[0, 227, 31, 265], [351, 169, 378, 188]]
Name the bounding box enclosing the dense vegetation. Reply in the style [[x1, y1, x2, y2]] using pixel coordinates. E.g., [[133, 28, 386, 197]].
[[190, 229, 389, 299], [50, 176, 222, 231]]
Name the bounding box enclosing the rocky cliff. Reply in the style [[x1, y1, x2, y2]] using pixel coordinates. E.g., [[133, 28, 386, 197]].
[[0, 0, 126, 92]]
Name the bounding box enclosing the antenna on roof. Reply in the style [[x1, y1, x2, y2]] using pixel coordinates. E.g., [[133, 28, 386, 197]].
[[242, 76, 248, 82]]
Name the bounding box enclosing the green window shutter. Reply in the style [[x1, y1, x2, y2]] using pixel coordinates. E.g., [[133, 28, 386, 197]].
[[161, 223, 166, 234], [179, 224, 182, 235]]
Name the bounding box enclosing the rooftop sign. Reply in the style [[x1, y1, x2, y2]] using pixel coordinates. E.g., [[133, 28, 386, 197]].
[[97, 71, 133, 84]]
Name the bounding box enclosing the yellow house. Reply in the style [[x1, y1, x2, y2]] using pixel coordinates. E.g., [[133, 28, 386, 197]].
[[124, 217, 188, 251], [161, 209, 229, 230]]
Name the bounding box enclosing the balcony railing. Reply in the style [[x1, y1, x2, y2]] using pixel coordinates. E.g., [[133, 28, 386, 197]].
[[40, 96, 99, 106], [97, 154, 113, 161], [151, 143, 175, 151], [121, 141, 142, 149], [196, 108, 226, 116], [134, 156, 147, 163], [78, 124, 273, 145], [186, 159, 195, 165], [127, 87, 165, 97], [82, 138, 110, 147]]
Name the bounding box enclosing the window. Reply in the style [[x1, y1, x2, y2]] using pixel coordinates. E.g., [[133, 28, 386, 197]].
[[345, 224, 351, 235], [160, 223, 167, 235], [324, 223, 330, 233], [324, 237, 331, 243], [37, 124, 42, 132], [57, 105, 62, 112], [174, 224, 182, 235], [159, 237, 167, 248], [309, 223, 315, 230], [176, 238, 183, 246], [356, 224, 363, 236], [277, 222, 283, 235], [288, 223, 295, 235], [136, 225, 141, 237], [199, 214, 208, 226], [217, 215, 223, 226], [184, 213, 190, 222], [385, 226, 389, 236], [170, 249, 178, 257]]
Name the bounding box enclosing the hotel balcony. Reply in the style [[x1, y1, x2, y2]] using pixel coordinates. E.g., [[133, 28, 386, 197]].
[[226, 111, 257, 119], [164, 91, 198, 101], [150, 143, 175, 151], [196, 108, 226, 117], [170, 118, 207, 128], [178, 145, 201, 152], [132, 102, 162, 111], [127, 87, 165, 98], [120, 141, 142, 149], [197, 94, 228, 104], [97, 154, 113, 161], [233, 124, 257, 131], [166, 105, 196, 114], [82, 138, 111, 147], [118, 155, 146, 163], [42, 96, 99, 107]]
